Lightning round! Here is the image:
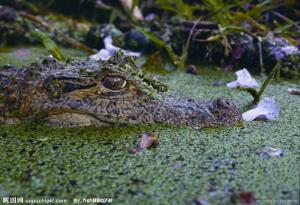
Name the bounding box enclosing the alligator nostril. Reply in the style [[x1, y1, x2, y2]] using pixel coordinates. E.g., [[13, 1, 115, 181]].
[[216, 98, 232, 108], [224, 99, 231, 106]]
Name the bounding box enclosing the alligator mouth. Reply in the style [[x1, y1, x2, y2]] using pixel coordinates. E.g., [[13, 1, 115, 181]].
[[45, 109, 135, 126], [42, 96, 242, 128]]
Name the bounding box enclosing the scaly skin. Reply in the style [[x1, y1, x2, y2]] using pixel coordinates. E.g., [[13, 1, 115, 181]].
[[0, 52, 242, 128]]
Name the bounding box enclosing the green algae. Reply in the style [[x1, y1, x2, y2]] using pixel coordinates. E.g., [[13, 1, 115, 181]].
[[0, 66, 299, 205]]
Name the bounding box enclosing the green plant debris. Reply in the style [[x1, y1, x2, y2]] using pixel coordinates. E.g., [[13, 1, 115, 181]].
[[0, 68, 298, 205], [32, 29, 65, 61]]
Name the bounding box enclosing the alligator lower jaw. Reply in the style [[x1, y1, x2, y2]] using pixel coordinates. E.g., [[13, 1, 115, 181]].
[[43, 109, 134, 126], [44, 111, 105, 127]]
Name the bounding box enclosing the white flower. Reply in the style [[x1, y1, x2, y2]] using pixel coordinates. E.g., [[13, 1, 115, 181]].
[[288, 88, 300, 95], [271, 46, 298, 60], [132, 6, 144, 21], [260, 147, 284, 158], [90, 36, 141, 61], [89, 49, 111, 61], [281, 46, 298, 55], [120, 0, 132, 10], [145, 13, 156, 21], [103, 36, 119, 54], [120, 0, 144, 20], [242, 97, 279, 121], [104, 36, 141, 57], [226, 68, 259, 88]]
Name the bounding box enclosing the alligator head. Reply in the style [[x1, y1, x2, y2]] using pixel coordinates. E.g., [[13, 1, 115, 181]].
[[0, 51, 242, 128]]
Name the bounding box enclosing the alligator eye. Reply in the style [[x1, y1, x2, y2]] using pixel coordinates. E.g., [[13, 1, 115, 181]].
[[102, 75, 127, 91]]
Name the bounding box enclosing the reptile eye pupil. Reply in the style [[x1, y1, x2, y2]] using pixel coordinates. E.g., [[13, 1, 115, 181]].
[[102, 76, 126, 91]]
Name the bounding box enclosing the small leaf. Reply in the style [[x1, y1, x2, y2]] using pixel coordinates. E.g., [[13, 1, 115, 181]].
[[129, 132, 160, 154]]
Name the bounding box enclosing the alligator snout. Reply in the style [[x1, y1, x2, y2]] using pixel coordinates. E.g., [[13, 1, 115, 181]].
[[120, 95, 243, 129], [149, 96, 242, 128]]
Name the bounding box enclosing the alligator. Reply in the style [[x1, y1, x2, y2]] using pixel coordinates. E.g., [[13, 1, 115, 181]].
[[0, 52, 242, 128]]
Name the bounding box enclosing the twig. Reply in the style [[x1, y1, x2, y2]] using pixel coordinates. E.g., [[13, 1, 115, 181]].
[[179, 6, 228, 69], [272, 11, 300, 30], [19, 11, 97, 54], [257, 36, 266, 74], [180, 17, 203, 69]]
